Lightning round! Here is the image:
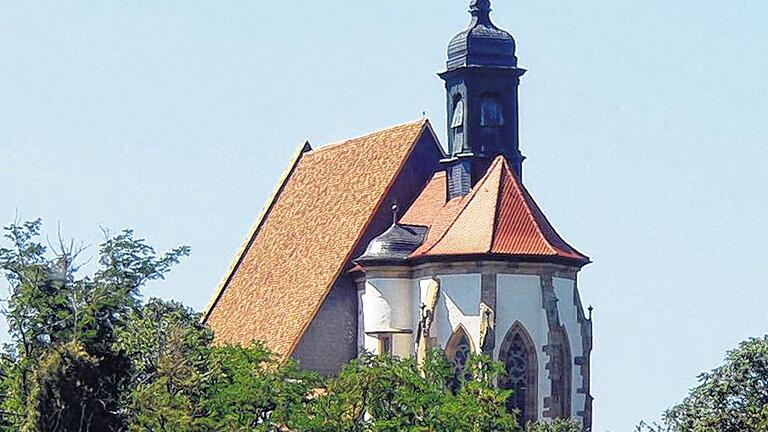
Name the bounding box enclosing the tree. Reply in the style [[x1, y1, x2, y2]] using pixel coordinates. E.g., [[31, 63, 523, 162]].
[[0, 219, 582, 431], [297, 351, 518, 432], [21, 340, 130, 432], [116, 299, 213, 432], [639, 336, 768, 432], [201, 343, 317, 432], [525, 419, 584, 432], [0, 220, 189, 431]]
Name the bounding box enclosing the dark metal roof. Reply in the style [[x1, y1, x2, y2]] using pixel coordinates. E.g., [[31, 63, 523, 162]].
[[356, 221, 428, 265], [447, 0, 518, 71]]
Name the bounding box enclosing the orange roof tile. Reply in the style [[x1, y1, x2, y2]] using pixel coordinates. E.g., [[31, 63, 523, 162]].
[[400, 172, 460, 250], [402, 156, 589, 265], [204, 120, 432, 357]]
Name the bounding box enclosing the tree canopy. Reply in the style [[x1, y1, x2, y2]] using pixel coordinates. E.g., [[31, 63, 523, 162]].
[[638, 336, 768, 432], [9, 218, 767, 432], [0, 219, 189, 431]]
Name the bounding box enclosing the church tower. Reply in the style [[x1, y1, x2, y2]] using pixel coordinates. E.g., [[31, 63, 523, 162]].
[[441, 0, 526, 199], [354, 1, 594, 428]]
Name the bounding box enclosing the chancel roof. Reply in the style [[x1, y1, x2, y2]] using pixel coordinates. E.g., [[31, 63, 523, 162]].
[[400, 156, 590, 265], [204, 120, 433, 357]]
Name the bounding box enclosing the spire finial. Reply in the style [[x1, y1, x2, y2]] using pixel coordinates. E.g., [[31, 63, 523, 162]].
[[391, 204, 399, 226], [469, 0, 492, 22]]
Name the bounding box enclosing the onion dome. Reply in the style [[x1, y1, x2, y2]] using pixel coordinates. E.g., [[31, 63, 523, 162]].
[[356, 205, 427, 265], [447, 0, 518, 71]]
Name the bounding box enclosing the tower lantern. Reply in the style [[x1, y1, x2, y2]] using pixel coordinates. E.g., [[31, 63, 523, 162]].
[[441, 0, 526, 200]]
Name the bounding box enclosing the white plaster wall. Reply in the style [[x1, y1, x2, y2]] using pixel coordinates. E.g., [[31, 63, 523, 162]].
[[361, 278, 413, 332], [359, 278, 414, 356], [359, 272, 586, 423], [554, 277, 585, 420], [359, 284, 379, 354], [363, 333, 379, 354], [496, 274, 549, 420], [416, 274, 482, 353], [393, 333, 413, 358], [357, 288, 367, 352], [360, 332, 413, 357], [412, 278, 430, 357]]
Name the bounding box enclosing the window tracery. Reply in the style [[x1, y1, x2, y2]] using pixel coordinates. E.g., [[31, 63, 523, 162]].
[[445, 326, 473, 393], [499, 323, 538, 426]]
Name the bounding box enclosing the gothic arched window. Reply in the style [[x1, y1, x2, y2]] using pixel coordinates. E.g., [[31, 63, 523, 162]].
[[445, 326, 474, 393], [480, 95, 504, 127], [499, 323, 538, 426]]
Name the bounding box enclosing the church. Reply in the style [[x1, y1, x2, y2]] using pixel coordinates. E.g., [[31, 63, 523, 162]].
[[204, 0, 593, 428]]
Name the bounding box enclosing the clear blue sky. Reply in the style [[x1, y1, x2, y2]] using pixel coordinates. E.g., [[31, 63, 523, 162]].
[[2, 1, 767, 430]]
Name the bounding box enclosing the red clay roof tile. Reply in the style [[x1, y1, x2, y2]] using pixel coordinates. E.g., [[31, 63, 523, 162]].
[[204, 120, 431, 357], [402, 156, 589, 265]]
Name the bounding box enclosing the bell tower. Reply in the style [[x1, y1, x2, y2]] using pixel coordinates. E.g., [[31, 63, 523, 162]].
[[441, 0, 527, 199]]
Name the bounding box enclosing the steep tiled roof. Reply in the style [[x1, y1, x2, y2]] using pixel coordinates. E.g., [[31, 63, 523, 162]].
[[401, 156, 589, 265], [204, 120, 432, 357]]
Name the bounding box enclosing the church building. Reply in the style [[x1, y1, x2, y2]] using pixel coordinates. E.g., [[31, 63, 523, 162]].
[[204, 1, 593, 428]]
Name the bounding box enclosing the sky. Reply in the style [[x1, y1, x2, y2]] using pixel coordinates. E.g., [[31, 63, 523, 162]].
[[1, 1, 767, 430]]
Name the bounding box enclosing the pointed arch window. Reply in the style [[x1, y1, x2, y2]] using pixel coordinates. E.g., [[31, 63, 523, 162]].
[[445, 326, 474, 393], [499, 323, 538, 426]]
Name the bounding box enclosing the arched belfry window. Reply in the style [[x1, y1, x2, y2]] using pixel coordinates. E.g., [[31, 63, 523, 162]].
[[451, 98, 465, 128], [499, 323, 538, 426], [480, 95, 504, 127], [445, 325, 474, 393], [450, 97, 465, 155]]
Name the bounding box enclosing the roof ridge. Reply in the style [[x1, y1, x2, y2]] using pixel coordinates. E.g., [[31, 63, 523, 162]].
[[497, 157, 560, 256], [306, 119, 428, 156], [283, 119, 430, 359], [520, 183, 590, 260], [422, 156, 505, 255], [484, 157, 506, 253], [490, 157, 506, 254]]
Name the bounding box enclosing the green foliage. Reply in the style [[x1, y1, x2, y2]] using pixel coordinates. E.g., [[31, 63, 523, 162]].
[[121, 339, 523, 432], [524, 418, 584, 432], [22, 341, 128, 432], [202, 343, 317, 431], [117, 299, 213, 432], [638, 336, 768, 432], [0, 220, 189, 431], [298, 350, 518, 432], [116, 298, 212, 388]]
